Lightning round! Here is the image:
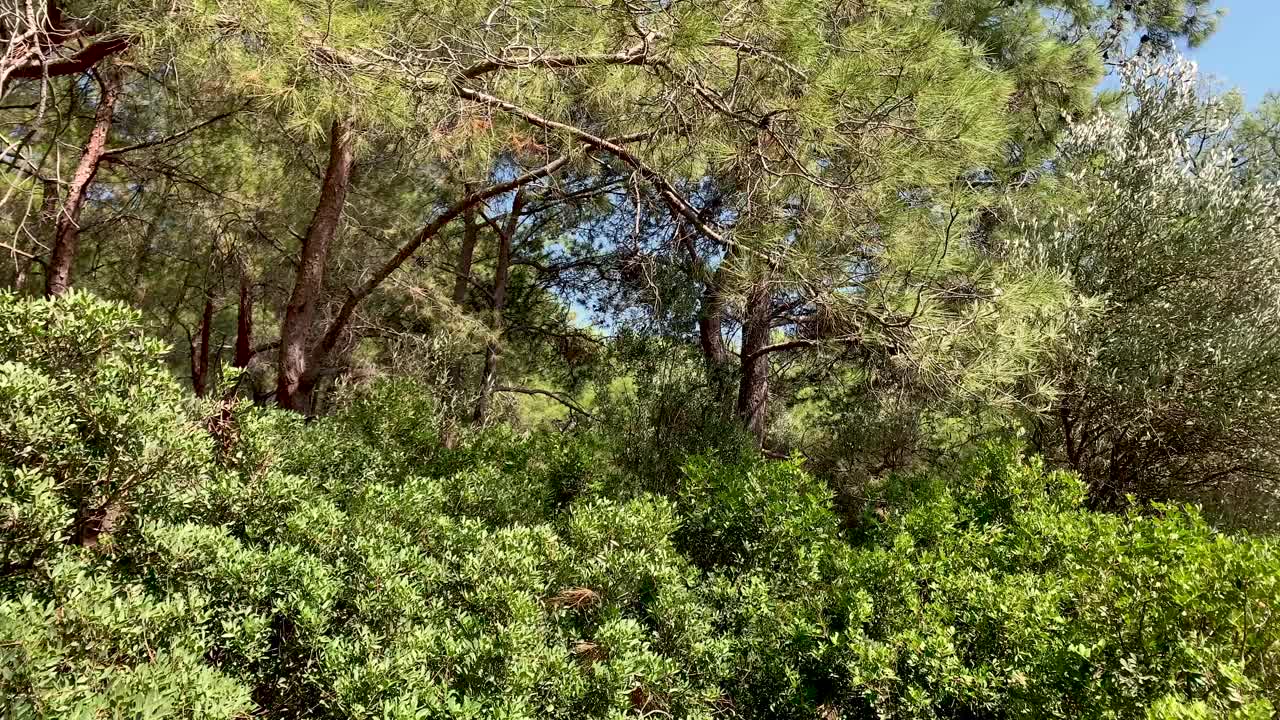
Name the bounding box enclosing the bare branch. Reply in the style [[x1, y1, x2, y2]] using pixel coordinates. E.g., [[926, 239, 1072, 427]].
[[495, 384, 593, 418], [102, 105, 245, 159], [706, 37, 809, 81], [4, 36, 130, 82]]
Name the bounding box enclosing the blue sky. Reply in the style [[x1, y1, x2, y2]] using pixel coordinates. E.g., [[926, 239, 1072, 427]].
[[1190, 0, 1280, 105]]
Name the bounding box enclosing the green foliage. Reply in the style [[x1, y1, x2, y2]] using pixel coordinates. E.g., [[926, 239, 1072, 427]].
[[3, 294, 1278, 719], [0, 291, 210, 573], [2, 560, 251, 720], [672, 444, 1278, 719], [1011, 59, 1280, 526], [585, 336, 756, 495], [0, 292, 244, 718], [1237, 91, 1280, 183]]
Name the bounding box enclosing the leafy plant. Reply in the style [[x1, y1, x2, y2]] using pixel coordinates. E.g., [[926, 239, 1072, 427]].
[[2, 293, 1277, 719]]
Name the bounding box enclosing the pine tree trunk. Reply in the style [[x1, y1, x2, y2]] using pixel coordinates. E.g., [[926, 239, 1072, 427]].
[[451, 199, 478, 306], [472, 191, 524, 425], [276, 118, 356, 414], [44, 68, 121, 297], [234, 270, 254, 369], [735, 279, 772, 445], [191, 293, 214, 397], [698, 279, 728, 368], [698, 265, 735, 403], [442, 203, 480, 447]]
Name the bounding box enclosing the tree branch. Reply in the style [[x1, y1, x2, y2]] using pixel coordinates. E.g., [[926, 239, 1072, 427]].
[[0, 239, 37, 259], [0, 151, 52, 181], [744, 338, 822, 362], [5, 36, 130, 82], [495, 385, 593, 417], [452, 85, 742, 254], [460, 40, 654, 78], [102, 105, 244, 158], [309, 153, 573, 365]]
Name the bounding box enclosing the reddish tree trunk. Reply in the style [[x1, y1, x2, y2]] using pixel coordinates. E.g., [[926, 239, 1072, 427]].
[[234, 270, 254, 369], [735, 280, 772, 445], [276, 118, 356, 414], [698, 275, 728, 367], [443, 202, 479, 446], [451, 198, 478, 306], [473, 191, 525, 424], [191, 293, 214, 397], [44, 68, 121, 297]]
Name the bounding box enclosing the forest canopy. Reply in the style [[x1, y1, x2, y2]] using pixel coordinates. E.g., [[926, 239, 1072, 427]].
[[1, 0, 1279, 718]]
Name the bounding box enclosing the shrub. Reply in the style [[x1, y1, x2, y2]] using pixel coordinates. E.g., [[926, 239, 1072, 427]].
[[0, 291, 210, 564], [0, 291, 244, 717], [1, 293, 1276, 719], [585, 337, 754, 496]]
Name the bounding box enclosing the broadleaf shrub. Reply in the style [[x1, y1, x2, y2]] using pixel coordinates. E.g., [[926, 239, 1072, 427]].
[[1, 293, 1277, 719]]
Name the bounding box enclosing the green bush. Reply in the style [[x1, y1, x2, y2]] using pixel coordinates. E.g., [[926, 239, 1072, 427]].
[[0, 291, 242, 718], [0, 291, 210, 566], [1, 293, 1277, 719], [585, 336, 754, 497]]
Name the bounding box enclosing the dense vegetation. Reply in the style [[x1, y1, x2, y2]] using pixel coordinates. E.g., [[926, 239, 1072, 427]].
[[2, 0, 1280, 717], [3, 292, 1278, 718]]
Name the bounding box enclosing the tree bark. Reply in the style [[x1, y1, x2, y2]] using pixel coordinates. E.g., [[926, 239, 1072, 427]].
[[472, 190, 525, 424], [234, 269, 254, 369], [191, 292, 214, 397], [698, 268, 740, 408], [443, 200, 479, 446], [682, 211, 731, 400], [698, 270, 728, 367], [276, 118, 356, 414], [4, 36, 130, 90], [451, 197, 478, 306], [44, 68, 120, 297], [736, 279, 772, 445]]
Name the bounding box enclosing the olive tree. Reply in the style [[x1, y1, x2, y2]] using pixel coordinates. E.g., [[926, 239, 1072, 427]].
[[1013, 58, 1280, 526]]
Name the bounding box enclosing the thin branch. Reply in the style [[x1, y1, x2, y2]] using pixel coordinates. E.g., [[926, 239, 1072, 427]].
[[0, 239, 37, 259], [495, 384, 593, 418], [460, 40, 653, 79], [454, 84, 777, 268], [102, 105, 245, 158], [744, 338, 822, 362], [706, 37, 809, 81], [0, 151, 51, 181]]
